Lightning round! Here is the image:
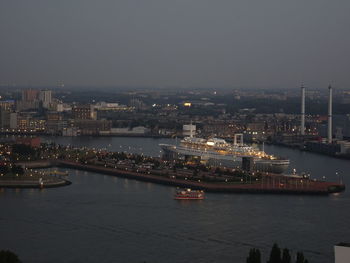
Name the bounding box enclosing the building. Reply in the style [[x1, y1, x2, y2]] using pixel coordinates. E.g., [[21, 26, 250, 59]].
[[46, 111, 63, 121], [73, 119, 112, 135], [39, 90, 52, 108], [62, 127, 80, 136], [0, 100, 15, 111], [9, 112, 17, 129], [337, 140, 350, 155], [110, 126, 150, 136], [17, 114, 46, 132], [56, 103, 72, 112], [17, 89, 41, 111], [72, 105, 97, 120], [46, 120, 68, 135], [21, 89, 39, 101], [15, 137, 41, 148], [16, 100, 40, 111], [0, 108, 10, 128], [335, 243, 350, 263]]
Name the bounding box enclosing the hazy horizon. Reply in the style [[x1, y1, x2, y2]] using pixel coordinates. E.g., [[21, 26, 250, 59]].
[[1, 1, 349, 88]]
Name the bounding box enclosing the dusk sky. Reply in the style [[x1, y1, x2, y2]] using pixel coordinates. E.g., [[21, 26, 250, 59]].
[[1, 0, 349, 88]]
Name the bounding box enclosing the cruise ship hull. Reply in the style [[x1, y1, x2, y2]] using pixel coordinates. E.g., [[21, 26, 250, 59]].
[[160, 144, 289, 174]]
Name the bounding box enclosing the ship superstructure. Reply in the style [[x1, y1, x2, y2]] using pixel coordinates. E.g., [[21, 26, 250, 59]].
[[160, 134, 290, 174]]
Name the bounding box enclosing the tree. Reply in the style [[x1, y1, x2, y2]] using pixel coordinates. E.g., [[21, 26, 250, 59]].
[[0, 165, 9, 174], [295, 252, 307, 263], [281, 248, 291, 263], [12, 144, 35, 157], [0, 250, 21, 263], [267, 243, 281, 263], [215, 167, 222, 175], [11, 165, 24, 175], [246, 248, 261, 263]]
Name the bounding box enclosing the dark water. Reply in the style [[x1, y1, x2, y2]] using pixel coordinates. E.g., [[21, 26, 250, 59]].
[[1, 136, 350, 263]]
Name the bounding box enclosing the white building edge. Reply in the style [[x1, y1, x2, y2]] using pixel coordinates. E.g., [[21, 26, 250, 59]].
[[335, 243, 350, 263]]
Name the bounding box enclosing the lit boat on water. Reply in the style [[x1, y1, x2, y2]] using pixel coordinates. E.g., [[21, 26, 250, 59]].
[[160, 134, 290, 174], [174, 189, 205, 200]]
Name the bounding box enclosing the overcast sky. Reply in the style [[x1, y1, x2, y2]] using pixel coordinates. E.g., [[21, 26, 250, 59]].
[[0, 0, 349, 88]]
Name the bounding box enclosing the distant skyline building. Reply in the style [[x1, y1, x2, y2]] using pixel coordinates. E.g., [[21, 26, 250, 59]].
[[9, 112, 18, 129], [18, 89, 40, 111], [39, 90, 52, 108], [72, 105, 96, 120], [0, 100, 15, 111], [0, 108, 10, 128], [300, 85, 305, 136], [21, 89, 39, 101], [328, 85, 333, 144]]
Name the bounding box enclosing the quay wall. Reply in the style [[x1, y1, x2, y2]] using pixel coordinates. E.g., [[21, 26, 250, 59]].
[[57, 160, 345, 195]]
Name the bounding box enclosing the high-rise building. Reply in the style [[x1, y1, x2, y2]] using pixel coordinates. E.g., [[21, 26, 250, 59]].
[[0, 100, 15, 111], [21, 89, 39, 101], [300, 86, 305, 135], [0, 108, 10, 128], [328, 85, 333, 143], [39, 90, 52, 108], [18, 89, 40, 111], [9, 112, 17, 129]]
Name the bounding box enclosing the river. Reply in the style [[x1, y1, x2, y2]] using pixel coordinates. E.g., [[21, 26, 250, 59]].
[[1, 136, 349, 263]]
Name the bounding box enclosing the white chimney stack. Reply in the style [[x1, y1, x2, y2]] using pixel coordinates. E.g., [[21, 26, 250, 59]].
[[301, 85, 305, 135], [328, 85, 333, 143]]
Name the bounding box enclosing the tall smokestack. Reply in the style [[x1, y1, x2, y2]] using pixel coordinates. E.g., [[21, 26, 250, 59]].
[[301, 85, 305, 135], [328, 85, 333, 143]]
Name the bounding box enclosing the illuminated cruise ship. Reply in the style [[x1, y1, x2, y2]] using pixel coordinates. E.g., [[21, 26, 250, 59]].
[[160, 134, 290, 174]]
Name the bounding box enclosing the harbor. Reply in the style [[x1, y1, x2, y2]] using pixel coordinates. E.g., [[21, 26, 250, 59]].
[[1, 136, 350, 263]]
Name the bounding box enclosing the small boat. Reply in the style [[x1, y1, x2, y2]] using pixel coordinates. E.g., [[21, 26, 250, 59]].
[[174, 188, 205, 200]]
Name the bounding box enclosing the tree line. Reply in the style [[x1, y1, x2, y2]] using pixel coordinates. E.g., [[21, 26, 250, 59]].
[[247, 243, 309, 263]]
